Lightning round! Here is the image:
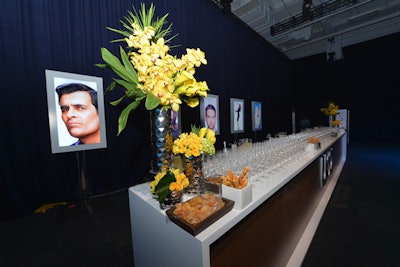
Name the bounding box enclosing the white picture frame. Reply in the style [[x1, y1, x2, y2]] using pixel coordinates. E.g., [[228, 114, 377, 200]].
[[252, 101, 262, 131], [45, 69, 107, 154], [230, 98, 244, 134], [200, 94, 220, 135]]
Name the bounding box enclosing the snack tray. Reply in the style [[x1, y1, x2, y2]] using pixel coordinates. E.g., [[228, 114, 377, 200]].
[[166, 198, 234, 236]]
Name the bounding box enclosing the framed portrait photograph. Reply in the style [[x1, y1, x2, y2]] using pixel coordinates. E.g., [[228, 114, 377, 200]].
[[230, 98, 244, 134], [171, 108, 181, 139], [200, 94, 220, 135], [45, 69, 107, 154], [251, 101, 262, 131]]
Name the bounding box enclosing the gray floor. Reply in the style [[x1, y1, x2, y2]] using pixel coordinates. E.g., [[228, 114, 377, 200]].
[[1, 143, 399, 267], [302, 143, 400, 267]]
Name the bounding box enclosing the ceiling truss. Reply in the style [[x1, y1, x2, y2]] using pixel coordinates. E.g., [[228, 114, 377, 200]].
[[222, 0, 400, 60]]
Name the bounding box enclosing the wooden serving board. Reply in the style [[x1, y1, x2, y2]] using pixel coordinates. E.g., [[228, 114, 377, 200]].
[[166, 198, 234, 236]]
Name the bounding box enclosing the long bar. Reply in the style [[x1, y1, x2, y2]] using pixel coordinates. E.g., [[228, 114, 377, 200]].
[[128, 128, 347, 267]]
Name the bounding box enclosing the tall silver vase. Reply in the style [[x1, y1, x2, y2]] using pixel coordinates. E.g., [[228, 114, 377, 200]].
[[182, 155, 204, 195], [150, 107, 173, 174]]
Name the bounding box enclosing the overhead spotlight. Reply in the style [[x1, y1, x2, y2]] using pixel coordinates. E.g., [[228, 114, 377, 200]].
[[220, 0, 232, 13], [327, 52, 336, 62], [302, 0, 314, 21]]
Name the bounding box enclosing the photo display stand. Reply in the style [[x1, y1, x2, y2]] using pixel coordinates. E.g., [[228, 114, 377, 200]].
[[76, 150, 92, 209], [45, 70, 108, 211]]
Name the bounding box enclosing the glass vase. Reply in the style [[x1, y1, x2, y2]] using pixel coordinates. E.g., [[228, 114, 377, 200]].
[[182, 155, 204, 195], [160, 190, 183, 210], [150, 107, 173, 174]]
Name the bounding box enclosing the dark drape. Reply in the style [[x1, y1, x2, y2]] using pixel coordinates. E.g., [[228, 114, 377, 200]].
[[292, 32, 400, 145], [0, 0, 292, 219]]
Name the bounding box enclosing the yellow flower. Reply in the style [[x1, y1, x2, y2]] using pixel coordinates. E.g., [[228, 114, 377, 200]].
[[173, 127, 216, 157], [98, 4, 211, 135], [150, 168, 189, 203], [321, 102, 339, 116], [184, 97, 199, 108]]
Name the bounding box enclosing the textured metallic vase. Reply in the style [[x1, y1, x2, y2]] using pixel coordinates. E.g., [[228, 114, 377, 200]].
[[160, 190, 183, 210], [329, 115, 333, 127], [150, 107, 173, 174], [182, 155, 204, 195]]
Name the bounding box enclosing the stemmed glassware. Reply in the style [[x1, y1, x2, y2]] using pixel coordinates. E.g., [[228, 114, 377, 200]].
[[203, 127, 336, 186]]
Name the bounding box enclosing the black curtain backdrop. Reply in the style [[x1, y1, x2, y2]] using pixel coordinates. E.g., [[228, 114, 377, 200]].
[[0, 0, 291, 219], [292, 32, 400, 145]]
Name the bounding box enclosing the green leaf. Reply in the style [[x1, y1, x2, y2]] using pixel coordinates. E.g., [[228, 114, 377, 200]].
[[119, 46, 138, 82], [110, 96, 126, 106], [145, 93, 161, 110], [113, 78, 142, 98], [100, 47, 135, 83], [154, 171, 176, 203], [191, 125, 200, 135], [105, 81, 117, 93], [94, 63, 107, 68], [117, 100, 141, 135], [106, 26, 131, 39]]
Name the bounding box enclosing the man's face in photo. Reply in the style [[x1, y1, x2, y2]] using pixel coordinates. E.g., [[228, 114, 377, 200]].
[[206, 108, 216, 130], [59, 91, 100, 141]]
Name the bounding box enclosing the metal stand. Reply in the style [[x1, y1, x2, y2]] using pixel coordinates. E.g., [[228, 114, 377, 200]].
[[253, 130, 258, 143], [76, 151, 91, 209]]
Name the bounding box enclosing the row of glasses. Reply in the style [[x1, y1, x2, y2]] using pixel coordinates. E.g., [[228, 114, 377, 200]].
[[203, 127, 335, 185]]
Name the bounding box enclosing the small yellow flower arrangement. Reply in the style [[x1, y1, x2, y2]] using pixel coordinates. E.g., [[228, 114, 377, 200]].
[[332, 120, 341, 127], [320, 102, 339, 116], [173, 126, 216, 158], [150, 168, 189, 204]]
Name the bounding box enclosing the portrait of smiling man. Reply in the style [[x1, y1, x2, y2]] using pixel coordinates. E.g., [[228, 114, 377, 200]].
[[55, 83, 101, 146]]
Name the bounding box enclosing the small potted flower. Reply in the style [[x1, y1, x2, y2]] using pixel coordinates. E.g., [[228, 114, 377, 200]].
[[172, 126, 216, 194], [332, 120, 341, 127], [320, 101, 339, 127], [150, 168, 189, 209]]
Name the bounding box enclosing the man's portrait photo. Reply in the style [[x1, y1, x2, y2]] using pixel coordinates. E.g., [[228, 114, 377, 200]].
[[200, 94, 220, 135], [252, 101, 262, 131], [46, 70, 107, 153]]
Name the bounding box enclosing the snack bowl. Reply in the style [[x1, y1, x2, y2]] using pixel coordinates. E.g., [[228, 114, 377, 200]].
[[222, 183, 252, 210]]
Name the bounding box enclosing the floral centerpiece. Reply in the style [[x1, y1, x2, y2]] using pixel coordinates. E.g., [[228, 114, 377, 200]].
[[173, 126, 216, 194], [173, 126, 216, 158], [320, 101, 339, 127], [97, 3, 209, 135], [320, 102, 339, 116], [150, 167, 189, 206]]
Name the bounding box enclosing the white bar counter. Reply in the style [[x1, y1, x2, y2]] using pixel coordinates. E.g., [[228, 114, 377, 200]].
[[128, 128, 347, 267]]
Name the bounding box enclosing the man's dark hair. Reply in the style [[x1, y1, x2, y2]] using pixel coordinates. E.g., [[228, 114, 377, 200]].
[[205, 104, 216, 113], [55, 83, 98, 110]]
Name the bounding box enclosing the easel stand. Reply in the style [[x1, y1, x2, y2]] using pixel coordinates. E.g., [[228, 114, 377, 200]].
[[76, 150, 92, 211]]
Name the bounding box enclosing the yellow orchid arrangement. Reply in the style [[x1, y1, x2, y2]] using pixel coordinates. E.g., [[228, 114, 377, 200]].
[[150, 168, 189, 204], [97, 4, 209, 135], [173, 126, 216, 158], [320, 102, 339, 116]]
